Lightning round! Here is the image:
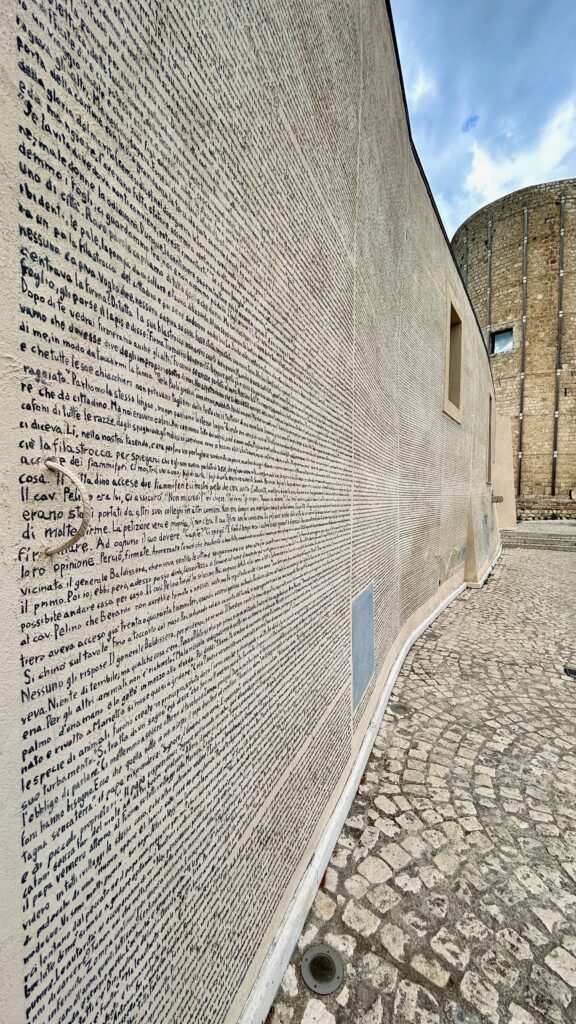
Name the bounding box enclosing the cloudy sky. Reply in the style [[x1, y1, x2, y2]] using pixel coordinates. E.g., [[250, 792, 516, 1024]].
[[390, 0, 576, 237]]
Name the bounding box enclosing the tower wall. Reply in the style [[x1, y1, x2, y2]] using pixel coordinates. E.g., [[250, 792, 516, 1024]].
[[453, 180, 576, 511]]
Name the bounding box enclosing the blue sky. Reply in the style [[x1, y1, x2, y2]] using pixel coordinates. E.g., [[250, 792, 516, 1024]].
[[390, 0, 576, 236]]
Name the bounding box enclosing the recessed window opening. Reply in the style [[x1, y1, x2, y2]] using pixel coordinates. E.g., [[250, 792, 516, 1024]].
[[448, 308, 462, 409], [443, 304, 463, 423], [490, 328, 514, 355]]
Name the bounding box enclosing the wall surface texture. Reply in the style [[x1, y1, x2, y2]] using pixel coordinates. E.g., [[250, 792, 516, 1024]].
[[0, 2, 498, 1023], [452, 180, 576, 511]]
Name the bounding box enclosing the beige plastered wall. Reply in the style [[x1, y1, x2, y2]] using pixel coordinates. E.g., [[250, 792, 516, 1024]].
[[0, 1, 498, 1022]]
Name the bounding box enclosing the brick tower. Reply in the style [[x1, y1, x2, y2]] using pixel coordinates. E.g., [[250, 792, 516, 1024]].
[[453, 180, 576, 517]]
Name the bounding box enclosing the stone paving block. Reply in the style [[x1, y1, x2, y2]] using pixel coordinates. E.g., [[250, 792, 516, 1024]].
[[323, 867, 339, 894], [324, 931, 356, 958], [342, 901, 380, 936], [561, 861, 576, 883], [496, 928, 533, 962], [507, 1004, 537, 1023], [460, 970, 500, 1022], [358, 995, 383, 1024], [481, 948, 520, 989], [420, 866, 445, 890], [329, 847, 350, 869], [374, 817, 400, 838], [515, 866, 547, 896], [401, 835, 428, 858], [396, 811, 423, 833], [394, 872, 422, 894], [393, 979, 440, 1023], [360, 952, 397, 993], [433, 850, 459, 876], [457, 914, 491, 943], [394, 796, 413, 812], [426, 893, 449, 920], [403, 911, 429, 936], [430, 927, 470, 972], [344, 874, 371, 899], [460, 817, 483, 833], [421, 829, 446, 850], [410, 953, 451, 989], [561, 934, 576, 956], [544, 945, 576, 987], [297, 924, 319, 952], [380, 922, 409, 962], [519, 921, 548, 948], [357, 856, 392, 885], [281, 965, 299, 998], [301, 1000, 336, 1024], [421, 810, 444, 826], [380, 842, 412, 871], [374, 795, 398, 816], [269, 1003, 294, 1024], [444, 1000, 482, 1024], [335, 985, 349, 1007], [360, 826, 381, 849], [311, 892, 336, 921], [526, 963, 572, 1021], [531, 906, 566, 932], [346, 814, 365, 830], [365, 883, 401, 915]]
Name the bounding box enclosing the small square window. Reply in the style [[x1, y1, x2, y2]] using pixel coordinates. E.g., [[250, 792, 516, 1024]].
[[443, 304, 462, 423], [490, 328, 514, 355]]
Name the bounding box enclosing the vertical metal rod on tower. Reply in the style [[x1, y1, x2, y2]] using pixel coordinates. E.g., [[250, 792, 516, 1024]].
[[486, 217, 493, 348], [463, 224, 468, 286], [517, 206, 528, 497], [551, 193, 565, 496]]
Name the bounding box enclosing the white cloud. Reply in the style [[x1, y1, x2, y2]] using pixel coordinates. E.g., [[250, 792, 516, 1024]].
[[464, 98, 576, 206], [408, 68, 436, 107]]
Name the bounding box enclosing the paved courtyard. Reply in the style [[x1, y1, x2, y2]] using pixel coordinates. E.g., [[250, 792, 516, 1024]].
[[269, 549, 576, 1024]]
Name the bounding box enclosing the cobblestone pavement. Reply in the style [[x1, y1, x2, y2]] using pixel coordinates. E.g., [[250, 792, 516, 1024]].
[[269, 549, 576, 1024]]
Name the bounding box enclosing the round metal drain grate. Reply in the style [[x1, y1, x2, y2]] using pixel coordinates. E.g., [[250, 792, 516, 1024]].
[[300, 944, 344, 995]]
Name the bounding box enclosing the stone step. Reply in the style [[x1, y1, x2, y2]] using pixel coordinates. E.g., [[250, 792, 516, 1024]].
[[501, 530, 576, 551]]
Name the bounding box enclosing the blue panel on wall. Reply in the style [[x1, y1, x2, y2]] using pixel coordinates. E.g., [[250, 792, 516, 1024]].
[[352, 583, 375, 710]]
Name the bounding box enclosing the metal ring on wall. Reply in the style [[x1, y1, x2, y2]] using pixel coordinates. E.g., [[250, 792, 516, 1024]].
[[43, 460, 91, 556]]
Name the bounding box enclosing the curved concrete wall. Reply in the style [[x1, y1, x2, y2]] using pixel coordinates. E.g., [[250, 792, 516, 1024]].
[[0, 2, 497, 1022], [453, 180, 576, 504]]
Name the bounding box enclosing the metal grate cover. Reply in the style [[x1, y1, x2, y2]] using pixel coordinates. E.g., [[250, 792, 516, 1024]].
[[300, 944, 344, 995]]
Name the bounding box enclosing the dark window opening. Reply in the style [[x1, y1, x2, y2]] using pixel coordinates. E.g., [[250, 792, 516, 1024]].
[[490, 328, 514, 355]]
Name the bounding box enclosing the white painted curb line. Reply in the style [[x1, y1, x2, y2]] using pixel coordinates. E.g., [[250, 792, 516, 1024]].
[[237, 542, 502, 1024]]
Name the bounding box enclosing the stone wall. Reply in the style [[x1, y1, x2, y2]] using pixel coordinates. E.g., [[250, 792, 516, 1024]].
[[452, 180, 576, 510], [0, 2, 497, 1023]]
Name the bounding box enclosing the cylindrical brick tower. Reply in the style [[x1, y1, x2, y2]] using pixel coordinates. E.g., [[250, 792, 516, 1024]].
[[452, 179, 576, 515]]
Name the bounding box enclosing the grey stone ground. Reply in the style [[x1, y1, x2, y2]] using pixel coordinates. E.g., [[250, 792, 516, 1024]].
[[268, 549, 576, 1024]]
